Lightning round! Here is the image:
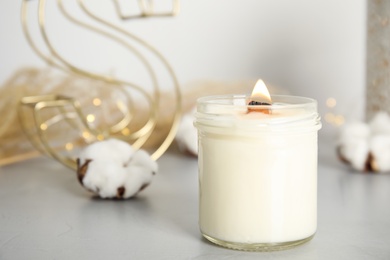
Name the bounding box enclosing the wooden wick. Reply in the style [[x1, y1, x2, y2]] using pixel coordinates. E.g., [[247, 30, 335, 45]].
[[247, 100, 271, 114]]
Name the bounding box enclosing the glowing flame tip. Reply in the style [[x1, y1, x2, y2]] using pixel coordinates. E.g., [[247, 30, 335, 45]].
[[251, 79, 272, 103]]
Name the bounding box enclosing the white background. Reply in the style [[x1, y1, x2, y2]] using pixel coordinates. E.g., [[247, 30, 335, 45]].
[[0, 0, 366, 135]]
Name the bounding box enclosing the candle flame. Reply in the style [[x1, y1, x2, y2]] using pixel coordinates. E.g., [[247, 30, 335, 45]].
[[251, 79, 272, 104]]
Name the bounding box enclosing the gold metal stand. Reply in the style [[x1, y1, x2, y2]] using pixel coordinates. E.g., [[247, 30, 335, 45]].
[[20, 0, 182, 169]]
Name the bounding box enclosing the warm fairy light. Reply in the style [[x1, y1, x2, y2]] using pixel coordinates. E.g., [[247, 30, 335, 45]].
[[325, 113, 344, 126], [86, 114, 95, 123], [82, 131, 91, 139], [251, 79, 272, 103], [65, 142, 74, 151], [326, 98, 337, 108], [40, 123, 48, 131], [121, 128, 130, 136], [97, 134, 105, 141], [334, 115, 345, 126], [93, 98, 102, 106]]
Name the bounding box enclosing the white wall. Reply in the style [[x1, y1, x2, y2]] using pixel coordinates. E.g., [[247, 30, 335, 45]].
[[0, 0, 366, 136]]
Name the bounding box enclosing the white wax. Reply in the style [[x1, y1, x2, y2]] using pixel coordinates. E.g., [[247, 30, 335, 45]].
[[198, 111, 318, 244]]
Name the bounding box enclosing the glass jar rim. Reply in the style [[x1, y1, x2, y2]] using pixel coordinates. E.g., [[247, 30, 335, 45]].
[[195, 94, 321, 133]]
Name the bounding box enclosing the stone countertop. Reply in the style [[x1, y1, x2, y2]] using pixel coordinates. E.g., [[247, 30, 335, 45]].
[[0, 139, 389, 259]]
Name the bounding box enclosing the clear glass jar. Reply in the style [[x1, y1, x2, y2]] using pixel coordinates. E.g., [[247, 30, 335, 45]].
[[194, 95, 322, 251]]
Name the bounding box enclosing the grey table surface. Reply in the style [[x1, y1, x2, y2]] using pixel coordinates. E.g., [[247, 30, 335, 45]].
[[0, 138, 390, 260]]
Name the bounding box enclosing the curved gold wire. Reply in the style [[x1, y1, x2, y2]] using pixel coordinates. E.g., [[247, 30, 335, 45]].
[[20, 0, 182, 166], [22, 0, 157, 157], [34, 97, 92, 169], [21, 0, 69, 71], [113, 0, 180, 19], [21, 0, 151, 168], [57, 0, 159, 139], [22, 0, 136, 137], [18, 98, 50, 157], [37, 0, 157, 145], [19, 95, 96, 169], [78, 0, 182, 161]]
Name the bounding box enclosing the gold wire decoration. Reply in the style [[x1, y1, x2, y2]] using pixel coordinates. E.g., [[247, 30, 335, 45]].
[[20, 0, 182, 170]]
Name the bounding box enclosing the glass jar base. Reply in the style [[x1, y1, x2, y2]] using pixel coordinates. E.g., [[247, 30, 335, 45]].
[[202, 233, 315, 251]]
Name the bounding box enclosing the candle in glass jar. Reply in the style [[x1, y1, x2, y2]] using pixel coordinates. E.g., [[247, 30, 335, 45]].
[[194, 80, 321, 251]]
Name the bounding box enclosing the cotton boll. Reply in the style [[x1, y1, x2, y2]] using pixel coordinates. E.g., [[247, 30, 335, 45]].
[[176, 108, 198, 156], [369, 112, 390, 136], [338, 122, 370, 171], [81, 160, 127, 198], [123, 165, 154, 198], [76, 139, 157, 199], [79, 139, 134, 166], [119, 150, 157, 198], [338, 122, 370, 145], [338, 113, 390, 173], [130, 149, 158, 173], [339, 138, 370, 171], [370, 135, 390, 172]]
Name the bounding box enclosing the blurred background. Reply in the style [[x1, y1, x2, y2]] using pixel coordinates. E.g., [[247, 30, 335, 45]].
[[0, 0, 365, 139]]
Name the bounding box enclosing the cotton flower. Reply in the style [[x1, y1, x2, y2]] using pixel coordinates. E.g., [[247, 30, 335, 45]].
[[175, 107, 198, 156], [338, 122, 370, 171], [77, 139, 157, 199], [338, 112, 390, 173]]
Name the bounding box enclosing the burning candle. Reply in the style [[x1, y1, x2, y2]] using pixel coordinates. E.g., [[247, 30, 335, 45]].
[[194, 80, 321, 251]]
